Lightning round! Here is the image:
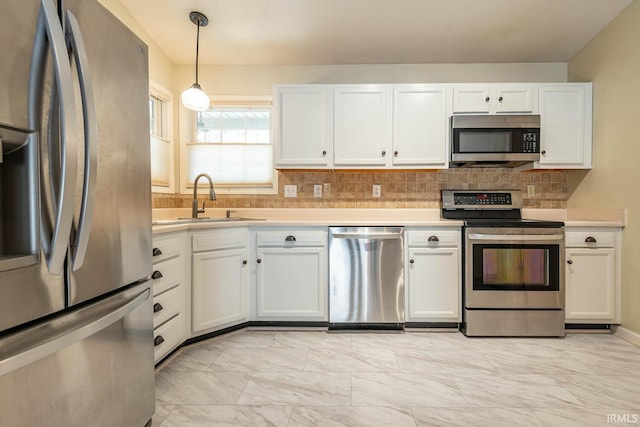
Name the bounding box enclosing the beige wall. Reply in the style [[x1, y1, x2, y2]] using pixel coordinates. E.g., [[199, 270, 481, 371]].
[[568, 0, 640, 334], [174, 63, 567, 97]]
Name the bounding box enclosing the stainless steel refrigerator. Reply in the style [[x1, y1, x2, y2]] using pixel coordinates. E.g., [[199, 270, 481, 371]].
[[0, 0, 155, 425]]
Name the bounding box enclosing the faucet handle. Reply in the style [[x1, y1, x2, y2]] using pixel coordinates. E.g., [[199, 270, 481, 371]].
[[197, 201, 206, 214]]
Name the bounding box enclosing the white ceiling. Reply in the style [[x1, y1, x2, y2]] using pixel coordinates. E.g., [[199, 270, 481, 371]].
[[119, 0, 633, 66]]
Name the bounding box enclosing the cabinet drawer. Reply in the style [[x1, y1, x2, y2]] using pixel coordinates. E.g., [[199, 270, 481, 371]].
[[154, 313, 184, 363], [152, 233, 184, 263], [256, 229, 326, 247], [152, 256, 183, 296], [406, 230, 459, 247], [153, 285, 183, 328], [192, 228, 247, 252], [566, 231, 615, 248]]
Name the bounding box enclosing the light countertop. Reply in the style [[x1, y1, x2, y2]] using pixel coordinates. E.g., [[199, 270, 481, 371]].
[[152, 208, 625, 235]]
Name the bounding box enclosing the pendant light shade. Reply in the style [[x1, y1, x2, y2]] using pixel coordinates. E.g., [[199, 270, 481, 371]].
[[182, 11, 210, 112]]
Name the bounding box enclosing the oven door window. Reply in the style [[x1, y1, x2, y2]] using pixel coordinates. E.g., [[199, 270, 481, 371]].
[[472, 244, 560, 291]]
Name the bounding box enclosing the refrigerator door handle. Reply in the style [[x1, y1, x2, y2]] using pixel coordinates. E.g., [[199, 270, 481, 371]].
[[29, 0, 79, 276], [66, 11, 97, 272], [0, 284, 151, 377]]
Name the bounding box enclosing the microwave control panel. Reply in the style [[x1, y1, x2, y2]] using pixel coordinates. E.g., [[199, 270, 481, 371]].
[[521, 132, 538, 153]]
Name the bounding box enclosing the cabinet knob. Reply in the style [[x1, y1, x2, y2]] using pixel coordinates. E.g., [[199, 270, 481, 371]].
[[541, 150, 546, 155], [285, 235, 297, 242], [428, 235, 439, 242], [153, 303, 164, 313], [567, 260, 573, 265], [585, 236, 597, 243], [394, 151, 398, 156], [154, 335, 165, 347], [381, 150, 386, 156], [498, 96, 504, 102], [409, 259, 415, 264], [242, 260, 248, 265], [152, 248, 163, 257], [322, 150, 327, 156], [151, 270, 163, 280], [257, 259, 262, 263], [485, 97, 490, 102]]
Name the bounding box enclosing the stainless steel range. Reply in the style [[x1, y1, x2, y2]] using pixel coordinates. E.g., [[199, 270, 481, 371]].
[[442, 190, 565, 337]]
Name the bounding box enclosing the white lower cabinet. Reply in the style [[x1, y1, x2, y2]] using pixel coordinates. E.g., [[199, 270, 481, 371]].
[[254, 228, 327, 321], [191, 228, 249, 333], [151, 232, 189, 363], [565, 228, 620, 324], [405, 228, 461, 323]]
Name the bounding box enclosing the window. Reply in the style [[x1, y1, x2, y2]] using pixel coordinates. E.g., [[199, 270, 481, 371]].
[[181, 97, 276, 194], [149, 81, 174, 193]]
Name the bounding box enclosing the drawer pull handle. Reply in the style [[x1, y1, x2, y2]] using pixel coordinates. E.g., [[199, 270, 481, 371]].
[[153, 303, 164, 313], [428, 236, 439, 242], [152, 248, 163, 257], [151, 270, 163, 280], [409, 259, 415, 264], [585, 236, 597, 243], [285, 235, 296, 242], [567, 260, 573, 265], [242, 260, 248, 265], [154, 335, 165, 347]]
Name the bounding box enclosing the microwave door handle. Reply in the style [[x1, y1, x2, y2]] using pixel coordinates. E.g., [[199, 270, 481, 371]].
[[66, 11, 97, 271], [29, 0, 79, 276], [467, 234, 564, 241]]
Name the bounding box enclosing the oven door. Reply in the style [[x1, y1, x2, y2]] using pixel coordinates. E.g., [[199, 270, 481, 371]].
[[464, 227, 565, 309]]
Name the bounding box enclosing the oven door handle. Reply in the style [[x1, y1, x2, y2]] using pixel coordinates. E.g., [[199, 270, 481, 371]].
[[467, 233, 564, 241]]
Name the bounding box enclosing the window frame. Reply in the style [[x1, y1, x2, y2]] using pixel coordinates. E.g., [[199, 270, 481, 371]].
[[149, 80, 175, 194], [179, 95, 277, 196]]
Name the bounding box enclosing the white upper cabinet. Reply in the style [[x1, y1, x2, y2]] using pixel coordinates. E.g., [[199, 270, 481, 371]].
[[392, 85, 450, 167], [334, 86, 391, 167], [453, 84, 536, 114], [536, 83, 593, 169], [273, 86, 333, 168]]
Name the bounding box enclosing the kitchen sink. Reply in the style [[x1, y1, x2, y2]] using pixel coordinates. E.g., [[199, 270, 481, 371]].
[[152, 217, 265, 225]]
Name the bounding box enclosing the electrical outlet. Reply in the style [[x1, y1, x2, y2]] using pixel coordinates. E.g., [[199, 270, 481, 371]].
[[284, 184, 297, 198], [527, 184, 535, 197], [314, 184, 322, 198], [323, 183, 331, 196], [372, 184, 382, 198]]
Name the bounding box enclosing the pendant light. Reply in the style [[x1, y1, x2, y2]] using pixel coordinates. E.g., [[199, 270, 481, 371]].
[[181, 11, 210, 112]]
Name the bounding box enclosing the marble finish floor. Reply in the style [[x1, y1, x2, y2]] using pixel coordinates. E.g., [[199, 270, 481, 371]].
[[153, 330, 640, 426]]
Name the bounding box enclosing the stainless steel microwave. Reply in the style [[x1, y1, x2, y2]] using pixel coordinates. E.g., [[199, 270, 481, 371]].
[[450, 114, 540, 168]]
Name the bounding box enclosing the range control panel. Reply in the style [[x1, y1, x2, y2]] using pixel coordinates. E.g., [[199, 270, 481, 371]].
[[442, 190, 522, 210]]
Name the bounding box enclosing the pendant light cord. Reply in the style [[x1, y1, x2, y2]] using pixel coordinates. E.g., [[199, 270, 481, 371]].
[[195, 21, 201, 85]]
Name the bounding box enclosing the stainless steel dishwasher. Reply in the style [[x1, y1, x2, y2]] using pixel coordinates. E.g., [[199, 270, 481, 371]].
[[328, 227, 404, 329]]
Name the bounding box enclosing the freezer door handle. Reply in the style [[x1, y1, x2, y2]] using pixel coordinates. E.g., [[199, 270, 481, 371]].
[[29, 0, 79, 275], [66, 11, 98, 272], [0, 285, 151, 377]]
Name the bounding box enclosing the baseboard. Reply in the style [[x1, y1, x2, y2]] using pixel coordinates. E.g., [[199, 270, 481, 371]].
[[615, 326, 640, 347]]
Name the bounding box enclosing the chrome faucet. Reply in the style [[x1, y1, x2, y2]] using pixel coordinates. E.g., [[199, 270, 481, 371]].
[[192, 173, 216, 218]]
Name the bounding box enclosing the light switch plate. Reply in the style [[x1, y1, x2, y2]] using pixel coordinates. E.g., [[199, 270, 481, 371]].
[[373, 184, 382, 198], [527, 184, 535, 197], [313, 184, 322, 198], [284, 184, 297, 198]]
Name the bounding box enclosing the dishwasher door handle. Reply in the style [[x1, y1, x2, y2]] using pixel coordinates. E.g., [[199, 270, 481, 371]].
[[332, 232, 402, 240]]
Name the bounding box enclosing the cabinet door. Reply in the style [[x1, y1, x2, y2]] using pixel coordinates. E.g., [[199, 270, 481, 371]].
[[392, 86, 448, 167], [406, 247, 460, 322], [256, 247, 326, 320], [495, 86, 534, 113], [565, 248, 615, 322], [274, 87, 333, 167], [538, 84, 592, 168], [192, 248, 248, 332], [452, 86, 490, 113], [334, 86, 390, 166]]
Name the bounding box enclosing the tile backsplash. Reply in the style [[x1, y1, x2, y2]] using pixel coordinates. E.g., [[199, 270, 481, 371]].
[[152, 169, 567, 209]]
